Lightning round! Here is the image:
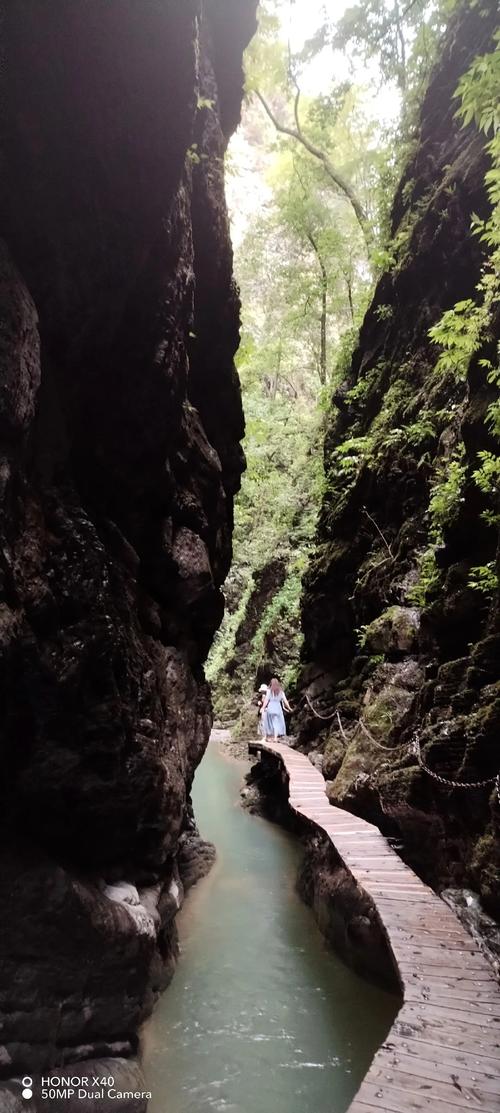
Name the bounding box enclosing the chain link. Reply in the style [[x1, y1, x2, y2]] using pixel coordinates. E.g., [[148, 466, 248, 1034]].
[[357, 718, 406, 752], [300, 693, 404, 746], [303, 692, 337, 720], [295, 695, 499, 802], [411, 732, 500, 801]]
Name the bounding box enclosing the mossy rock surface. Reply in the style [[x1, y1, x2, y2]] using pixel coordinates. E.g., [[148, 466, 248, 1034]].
[[295, 0, 500, 909], [363, 606, 420, 655]]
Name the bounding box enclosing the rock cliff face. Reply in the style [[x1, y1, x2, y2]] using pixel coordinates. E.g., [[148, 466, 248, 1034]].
[[0, 0, 256, 1085], [298, 3, 500, 916], [212, 556, 294, 736]]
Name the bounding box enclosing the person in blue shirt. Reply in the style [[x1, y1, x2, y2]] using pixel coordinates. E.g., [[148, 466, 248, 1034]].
[[261, 677, 292, 741]]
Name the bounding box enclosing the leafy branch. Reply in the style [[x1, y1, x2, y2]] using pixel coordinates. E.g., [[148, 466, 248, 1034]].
[[253, 85, 373, 251]]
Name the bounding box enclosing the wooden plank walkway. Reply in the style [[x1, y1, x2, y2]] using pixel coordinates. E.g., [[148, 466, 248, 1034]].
[[248, 739, 500, 1113]]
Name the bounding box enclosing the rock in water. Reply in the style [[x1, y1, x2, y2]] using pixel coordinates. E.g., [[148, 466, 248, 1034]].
[[0, 0, 257, 1089]]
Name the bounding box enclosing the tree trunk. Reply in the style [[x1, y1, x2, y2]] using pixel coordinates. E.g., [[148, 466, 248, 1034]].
[[307, 231, 328, 384]]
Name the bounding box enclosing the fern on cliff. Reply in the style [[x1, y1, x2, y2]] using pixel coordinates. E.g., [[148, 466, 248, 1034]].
[[427, 28, 500, 596]]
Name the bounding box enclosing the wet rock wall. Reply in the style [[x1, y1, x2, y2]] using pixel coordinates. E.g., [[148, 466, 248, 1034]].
[[0, 0, 256, 1082], [297, 2, 500, 917]]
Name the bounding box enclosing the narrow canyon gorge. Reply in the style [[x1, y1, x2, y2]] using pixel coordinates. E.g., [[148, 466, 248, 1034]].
[[0, 1, 499, 1111]]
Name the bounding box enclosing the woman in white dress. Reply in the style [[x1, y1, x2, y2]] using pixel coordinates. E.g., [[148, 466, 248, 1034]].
[[261, 677, 292, 741]]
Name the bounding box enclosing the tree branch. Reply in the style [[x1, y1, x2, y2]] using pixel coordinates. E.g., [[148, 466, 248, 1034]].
[[254, 88, 372, 250], [362, 507, 393, 557]]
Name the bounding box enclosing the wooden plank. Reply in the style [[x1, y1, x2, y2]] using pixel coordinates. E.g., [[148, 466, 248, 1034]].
[[381, 1036, 500, 1073], [248, 739, 500, 1113], [354, 1079, 499, 1113], [335, 839, 402, 851], [398, 965, 495, 982], [310, 814, 372, 825], [348, 1105, 391, 1113], [361, 892, 438, 904], [387, 945, 490, 967], [382, 918, 480, 938], [396, 953, 494, 974], [290, 790, 326, 795], [356, 878, 428, 889], [404, 982, 500, 1003], [441, 1000, 500, 1020], [368, 1061, 499, 1107], [398, 1002, 500, 1029], [390, 930, 477, 947], [351, 864, 423, 876], [373, 1047, 500, 1094], [393, 1022, 500, 1057]]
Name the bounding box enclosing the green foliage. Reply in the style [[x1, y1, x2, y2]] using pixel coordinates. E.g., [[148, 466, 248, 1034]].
[[473, 450, 500, 527], [250, 556, 307, 689], [405, 448, 465, 606], [333, 435, 373, 474], [325, 365, 443, 518], [206, 577, 254, 687], [316, 0, 454, 96], [212, 0, 500, 721], [407, 35, 500, 608], [429, 299, 486, 381], [430, 33, 500, 389], [468, 561, 499, 597], [356, 623, 369, 649], [455, 31, 500, 139], [427, 33, 500, 546], [428, 448, 466, 541], [374, 303, 394, 322], [484, 362, 500, 438], [406, 413, 437, 445], [345, 362, 379, 405], [408, 546, 441, 606], [197, 96, 215, 111], [473, 449, 500, 496], [210, 4, 401, 718]]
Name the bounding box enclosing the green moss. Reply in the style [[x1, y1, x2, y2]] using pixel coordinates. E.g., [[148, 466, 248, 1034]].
[[322, 734, 345, 779], [470, 831, 500, 916], [376, 764, 425, 807], [363, 695, 397, 737], [467, 686, 500, 738], [361, 605, 420, 654], [305, 539, 352, 587]]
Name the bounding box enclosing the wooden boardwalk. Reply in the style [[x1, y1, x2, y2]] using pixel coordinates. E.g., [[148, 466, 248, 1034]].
[[248, 739, 500, 1113]]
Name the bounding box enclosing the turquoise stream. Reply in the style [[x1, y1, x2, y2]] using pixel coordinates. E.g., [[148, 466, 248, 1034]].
[[144, 738, 396, 1113]]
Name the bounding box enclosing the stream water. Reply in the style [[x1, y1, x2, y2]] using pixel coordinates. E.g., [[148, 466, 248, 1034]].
[[144, 738, 397, 1113]]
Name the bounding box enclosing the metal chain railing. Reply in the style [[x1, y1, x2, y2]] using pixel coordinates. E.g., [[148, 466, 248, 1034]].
[[286, 691, 337, 719], [357, 717, 406, 752], [410, 732, 500, 802], [297, 691, 404, 749], [304, 692, 337, 720], [287, 690, 499, 801]]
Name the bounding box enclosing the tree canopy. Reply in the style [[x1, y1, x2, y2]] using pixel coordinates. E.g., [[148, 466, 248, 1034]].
[[208, 0, 498, 729]]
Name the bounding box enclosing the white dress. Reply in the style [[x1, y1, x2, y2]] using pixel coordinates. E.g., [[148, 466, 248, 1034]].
[[264, 689, 287, 737]]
